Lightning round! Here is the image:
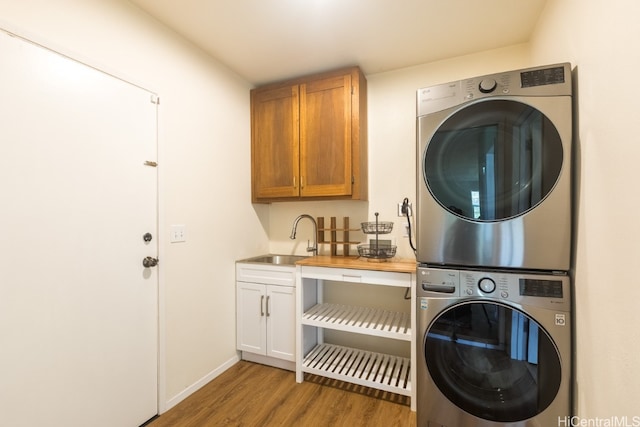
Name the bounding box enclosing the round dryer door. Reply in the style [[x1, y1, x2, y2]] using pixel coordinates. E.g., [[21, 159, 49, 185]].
[[423, 100, 563, 221], [424, 301, 562, 423]]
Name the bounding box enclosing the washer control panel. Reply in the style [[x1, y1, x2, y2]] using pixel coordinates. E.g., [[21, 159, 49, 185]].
[[478, 277, 496, 293], [417, 266, 570, 310], [461, 271, 511, 297]]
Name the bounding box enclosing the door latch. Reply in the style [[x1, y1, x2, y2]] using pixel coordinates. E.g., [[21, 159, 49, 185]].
[[142, 256, 158, 268]]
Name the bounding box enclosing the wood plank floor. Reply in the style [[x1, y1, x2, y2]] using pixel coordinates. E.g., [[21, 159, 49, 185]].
[[150, 361, 417, 427]]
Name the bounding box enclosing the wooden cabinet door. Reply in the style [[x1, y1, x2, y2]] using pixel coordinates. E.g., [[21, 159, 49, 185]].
[[299, 74, 353, 197], [251, 85, 300, 201]]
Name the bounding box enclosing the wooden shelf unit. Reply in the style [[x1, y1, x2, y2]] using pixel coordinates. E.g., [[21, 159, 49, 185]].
[[317, 216, 361, 256]]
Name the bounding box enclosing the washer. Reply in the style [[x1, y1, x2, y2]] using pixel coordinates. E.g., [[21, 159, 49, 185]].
[[416, 266, 571, 426], [416, 63, 573, 271]]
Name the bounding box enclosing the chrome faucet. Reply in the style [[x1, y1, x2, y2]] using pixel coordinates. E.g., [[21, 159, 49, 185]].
[[290, 214, 318, 256]]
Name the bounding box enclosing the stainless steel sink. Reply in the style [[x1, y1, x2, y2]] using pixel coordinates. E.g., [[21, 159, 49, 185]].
[[238, 254, 307, 266]]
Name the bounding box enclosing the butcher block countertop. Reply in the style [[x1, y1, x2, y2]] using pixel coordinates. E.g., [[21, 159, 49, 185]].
[[296, 256, 417, 274]]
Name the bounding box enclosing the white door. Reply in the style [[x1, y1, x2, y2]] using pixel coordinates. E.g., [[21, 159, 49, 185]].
[[0, 30, 158, 426]]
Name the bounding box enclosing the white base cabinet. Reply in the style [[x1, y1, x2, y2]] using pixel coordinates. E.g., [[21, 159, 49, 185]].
[[236, 262, 296, 370], [296, 265, 416, 411]]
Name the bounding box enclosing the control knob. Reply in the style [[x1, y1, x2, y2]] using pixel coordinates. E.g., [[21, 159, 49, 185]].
[[478, 277, 496, 293], [479, 79, 497, 93]]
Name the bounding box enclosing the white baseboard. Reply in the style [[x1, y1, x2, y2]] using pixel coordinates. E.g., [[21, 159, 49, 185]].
[[162, 353, 241, 413], [240, 352, 295, 371]]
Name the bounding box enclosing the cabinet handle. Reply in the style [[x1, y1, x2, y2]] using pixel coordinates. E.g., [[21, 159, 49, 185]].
[[293, 176, 296, 188], [342, 274, 362, 283], [300, 176, 304, 188], [266, 296, 271, 317], [260, 295, 265, 316]]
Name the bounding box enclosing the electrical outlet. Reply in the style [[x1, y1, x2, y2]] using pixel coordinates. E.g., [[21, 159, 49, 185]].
[[170, 224, 186, 243], [397, 201, 413, 217]]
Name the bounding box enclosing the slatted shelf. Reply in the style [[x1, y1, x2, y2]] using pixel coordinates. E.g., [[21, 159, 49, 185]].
[[302, 343, 411, 396], [302, 303, 411, 341]]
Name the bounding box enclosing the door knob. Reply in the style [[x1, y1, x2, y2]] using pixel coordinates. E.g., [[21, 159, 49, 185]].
[[142, 256, 158, 268]]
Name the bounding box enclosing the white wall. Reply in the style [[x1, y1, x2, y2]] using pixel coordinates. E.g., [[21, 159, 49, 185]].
[[0, 0, 269, 410], [530, 0, 640, 419]]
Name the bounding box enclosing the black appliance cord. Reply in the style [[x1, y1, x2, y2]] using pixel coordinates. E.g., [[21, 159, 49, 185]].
[[403, 197, 417, 254], [402, 197, 417, 301]]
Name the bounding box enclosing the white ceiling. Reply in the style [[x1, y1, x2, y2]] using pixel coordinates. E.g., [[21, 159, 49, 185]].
[[129, 0, 548, 86]]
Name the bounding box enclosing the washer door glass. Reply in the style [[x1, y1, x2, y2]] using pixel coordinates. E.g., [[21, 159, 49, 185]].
[[423, 100, 563, 221], [425, 301, 561, 423]]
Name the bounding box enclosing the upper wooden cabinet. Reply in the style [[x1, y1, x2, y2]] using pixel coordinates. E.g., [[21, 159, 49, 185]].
[[251, 67, 367, 203]]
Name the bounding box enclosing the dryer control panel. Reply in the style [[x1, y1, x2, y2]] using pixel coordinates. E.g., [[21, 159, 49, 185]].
[[417, 62, 572, 117], [417, 266, 570, 311]]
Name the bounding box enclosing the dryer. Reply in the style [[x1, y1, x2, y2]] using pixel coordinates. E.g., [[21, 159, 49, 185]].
[[417, 266, 571, 426], [416, 63, 573, 271]]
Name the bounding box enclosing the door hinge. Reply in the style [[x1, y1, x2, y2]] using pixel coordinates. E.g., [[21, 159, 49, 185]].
[[150, 94, 160, 104], [144, 160, 158, 167]]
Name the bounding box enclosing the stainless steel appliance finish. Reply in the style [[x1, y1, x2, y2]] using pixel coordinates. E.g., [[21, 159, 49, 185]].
[[417, 266, 571, 426], [416, 63, 573, 271]]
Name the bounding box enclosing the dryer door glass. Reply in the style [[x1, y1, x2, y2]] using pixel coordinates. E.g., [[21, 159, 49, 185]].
[[423, 100, 563, 221], [424, 301, 561, 423]]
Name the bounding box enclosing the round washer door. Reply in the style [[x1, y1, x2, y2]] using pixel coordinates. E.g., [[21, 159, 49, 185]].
[[423, 99, 563, 221], [425, 301, 562, 423]]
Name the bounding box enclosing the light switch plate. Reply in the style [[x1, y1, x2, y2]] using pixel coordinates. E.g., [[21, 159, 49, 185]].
[[170, 224, 186, 243]]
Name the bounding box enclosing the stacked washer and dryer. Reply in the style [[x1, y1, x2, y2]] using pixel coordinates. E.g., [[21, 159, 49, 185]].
[[415, 63, 573, 426]]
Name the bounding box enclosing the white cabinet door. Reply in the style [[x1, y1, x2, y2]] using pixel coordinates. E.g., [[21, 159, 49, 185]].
[[236, 282, 267, 354], [266, 285, 296, 361], [237, 281, 295, 361]]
